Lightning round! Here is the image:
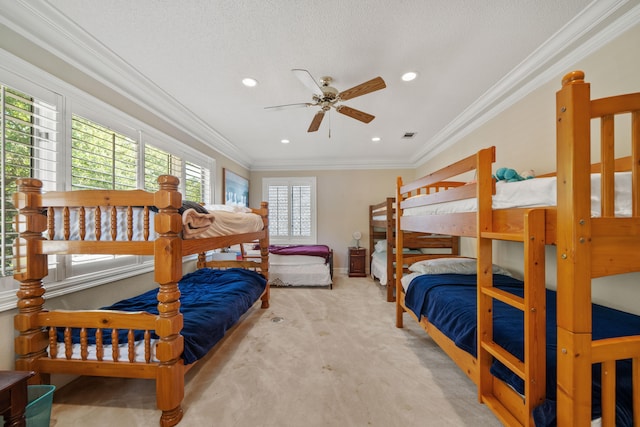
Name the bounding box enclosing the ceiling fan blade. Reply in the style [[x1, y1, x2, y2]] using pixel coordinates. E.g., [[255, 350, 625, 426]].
[[292, 69, 323, 96], [308, 110, 325, 132], [335, 105, 375, 123], [338, 76, 386, 101], [264, 102, 314, 111]]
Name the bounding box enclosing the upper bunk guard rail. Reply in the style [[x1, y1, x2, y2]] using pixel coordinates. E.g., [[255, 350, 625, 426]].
[[556, 70, 640, 426]]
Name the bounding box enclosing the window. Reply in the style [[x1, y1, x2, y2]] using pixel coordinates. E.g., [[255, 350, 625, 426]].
[[71, 115, 138, 190], [263, 177, 316, 244], [0, 69, 214, 310], [1, 85, 59, 291]]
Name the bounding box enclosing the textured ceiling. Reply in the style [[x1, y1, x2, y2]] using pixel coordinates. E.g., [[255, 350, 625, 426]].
[[28, 0, 600, 169]]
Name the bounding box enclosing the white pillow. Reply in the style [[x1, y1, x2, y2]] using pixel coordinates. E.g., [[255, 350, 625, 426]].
[[408, 257, 512, 276], [374, 240, 387, 253]]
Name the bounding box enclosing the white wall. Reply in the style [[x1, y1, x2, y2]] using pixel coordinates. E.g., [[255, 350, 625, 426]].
[[416, 22, 640, 314], [251, 168, 415, 273]]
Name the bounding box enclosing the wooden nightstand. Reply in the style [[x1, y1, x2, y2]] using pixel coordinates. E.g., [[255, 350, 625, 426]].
[[0, 370, 34, 427], [348, 247, 366, 277]]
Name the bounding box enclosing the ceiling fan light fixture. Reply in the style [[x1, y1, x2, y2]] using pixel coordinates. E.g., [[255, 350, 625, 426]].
[[401, 72, 417, 82], [242, 77, 258, 87]]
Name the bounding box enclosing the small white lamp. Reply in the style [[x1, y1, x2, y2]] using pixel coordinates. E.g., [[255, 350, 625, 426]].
[[352, 231, 362, 248]]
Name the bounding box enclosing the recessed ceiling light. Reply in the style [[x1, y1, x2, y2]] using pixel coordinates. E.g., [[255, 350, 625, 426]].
[[371, 137, 381, 142], [281, 139, 290, 144], [401, 72, 417, 82], [242, 77, 258, 87]]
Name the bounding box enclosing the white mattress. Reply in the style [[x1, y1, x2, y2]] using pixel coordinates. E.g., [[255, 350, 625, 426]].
[[49, 206, 156, 241], [244, 251, 332, 286], [370, 251, 388, 285], [48, 206, 263, 241], [269, 262, 332, 286], [55, 339, 159, 363], [405, 172, 632, 217]]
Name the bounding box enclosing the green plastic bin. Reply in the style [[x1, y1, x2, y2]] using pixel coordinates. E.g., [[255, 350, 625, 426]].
[[25, 385, 55, 427]]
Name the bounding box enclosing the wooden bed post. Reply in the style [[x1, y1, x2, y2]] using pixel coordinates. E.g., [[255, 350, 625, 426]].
[[395, 177, 405, 328], [153, 175, 185, 427], [555, 70, 593, 426], [475, 147, 496, 405], [385, 197, 395, 302], [13, 178, 49, 383], [259, 201, 270, 308]]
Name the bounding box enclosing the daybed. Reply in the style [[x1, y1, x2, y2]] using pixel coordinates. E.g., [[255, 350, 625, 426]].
[[395, 71, 640, 426], [268, 244, 333, 287], [242, 244, 333, 287], [12, 175, 270, 427], [369, 196, 460, 301]]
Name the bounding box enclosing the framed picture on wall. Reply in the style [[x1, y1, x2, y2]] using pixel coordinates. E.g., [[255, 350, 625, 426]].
[[223, 168, 249, 207]]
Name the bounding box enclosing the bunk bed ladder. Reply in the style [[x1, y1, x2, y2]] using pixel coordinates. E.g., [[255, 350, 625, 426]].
[[477, 203, 547, 426]]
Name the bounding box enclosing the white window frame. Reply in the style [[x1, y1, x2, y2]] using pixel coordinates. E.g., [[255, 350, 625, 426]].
[[0, 50, 216, 312], [263, 177, 317, 245]]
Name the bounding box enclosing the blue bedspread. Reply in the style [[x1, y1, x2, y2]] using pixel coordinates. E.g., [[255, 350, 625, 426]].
[[405, 273, 640, 427], [59, 268, 266, 365]]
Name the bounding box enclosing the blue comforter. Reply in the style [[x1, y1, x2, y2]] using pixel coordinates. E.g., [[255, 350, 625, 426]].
[[405, 273, 640, 426], [59, 268, 266, 365]]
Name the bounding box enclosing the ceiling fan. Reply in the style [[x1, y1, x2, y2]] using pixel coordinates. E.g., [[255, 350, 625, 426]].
[[265, 69, 386, 132]]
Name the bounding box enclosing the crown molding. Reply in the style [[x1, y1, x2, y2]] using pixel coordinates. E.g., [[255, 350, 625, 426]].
[[1, 0, 636, 171], [412, 0, 640, 167], [0, 0, 254, 169], [250, 156, 413, 172]]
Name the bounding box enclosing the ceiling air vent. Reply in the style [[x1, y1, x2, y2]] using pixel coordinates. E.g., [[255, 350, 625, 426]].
[[402, 132, 416, 139]]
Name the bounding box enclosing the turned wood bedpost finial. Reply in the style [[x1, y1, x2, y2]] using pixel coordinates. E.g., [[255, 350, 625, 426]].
[[561, 70, 585, 87], [153, 174, 185, 426], [13, 178, 49, 374], [259, 201, 270, 308]]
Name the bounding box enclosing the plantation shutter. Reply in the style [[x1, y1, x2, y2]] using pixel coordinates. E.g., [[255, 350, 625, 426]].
[[291, 184, 311, 237], [144, 144, 182, 192], [268, 184, 289, 237], [264, 177, 315, 243], [71, 115, 137, 190], [1, 85, 59, 278]]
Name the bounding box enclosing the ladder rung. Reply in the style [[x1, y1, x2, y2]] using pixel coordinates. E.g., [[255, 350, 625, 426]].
[[481, 287, 525, 311], [481, 393, 522, 427], [481, 231, 524, 241], [481, 340, 525, 380]]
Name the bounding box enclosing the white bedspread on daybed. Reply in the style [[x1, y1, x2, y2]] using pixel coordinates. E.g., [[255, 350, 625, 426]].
[[269, 254, 332, 287]]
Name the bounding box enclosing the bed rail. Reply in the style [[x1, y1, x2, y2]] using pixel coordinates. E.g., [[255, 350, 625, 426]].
[[13, 175, 185, 426], [370, 194, 461, 301], [556, 70, 640, 426]]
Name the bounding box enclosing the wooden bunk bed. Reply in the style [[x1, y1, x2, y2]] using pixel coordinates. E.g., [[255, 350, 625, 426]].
[[12, 175, 270, 427], [368, 194, 461, 302], [394, 71, 640, 426]]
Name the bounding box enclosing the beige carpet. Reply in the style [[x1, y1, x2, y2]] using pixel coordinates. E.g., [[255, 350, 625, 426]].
[[49, 275, 502, 426]]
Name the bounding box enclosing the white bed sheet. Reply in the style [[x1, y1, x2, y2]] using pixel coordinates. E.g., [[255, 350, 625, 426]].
[[49, 207, 263, 241], [55, 339, 159, 363], [244, 250, 332, 286], [405, 173, 632, 217], [370, 251, 388, 285], [269, 262, 332, 287]]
